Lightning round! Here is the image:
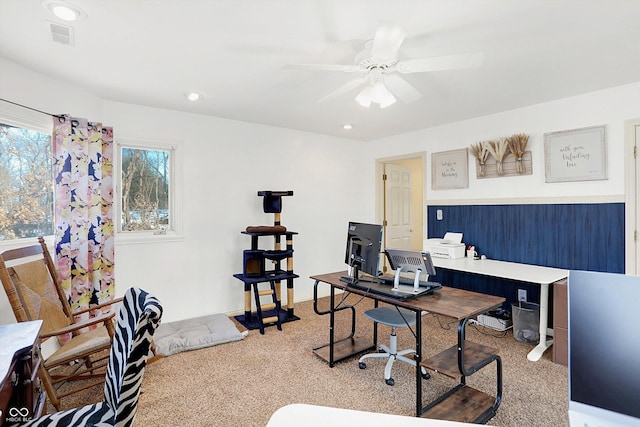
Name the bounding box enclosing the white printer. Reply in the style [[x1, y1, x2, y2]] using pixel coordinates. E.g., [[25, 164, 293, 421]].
[[424, 232, 465, 259]]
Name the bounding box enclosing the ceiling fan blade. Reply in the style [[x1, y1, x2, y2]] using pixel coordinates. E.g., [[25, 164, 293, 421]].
[[282, 63, 363, 72], [384, 74, 422, 104], [396, 52, 485, 73], [318, 77, 368, 103], [370, 21, 407, 61]]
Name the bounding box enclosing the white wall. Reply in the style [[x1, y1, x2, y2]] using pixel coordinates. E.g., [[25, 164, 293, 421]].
[[0, 58, 103, 120], [0, 59, 375, 324], [104, 102, 375, 322], [368, 82, 640, 204], [2, 55, 639, 324]]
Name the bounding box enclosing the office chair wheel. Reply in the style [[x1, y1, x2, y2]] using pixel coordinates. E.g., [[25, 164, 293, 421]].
[[359, 362, 366, 369], [422, 371, 430, 380], [385, 378, 395, 386]]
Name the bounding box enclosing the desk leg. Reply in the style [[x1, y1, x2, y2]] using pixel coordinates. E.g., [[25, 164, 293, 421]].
[[329, 285, 336, 367], [313, 281, 373, 366], [415, 310, 422, 417], [527, 282, 553, 361]]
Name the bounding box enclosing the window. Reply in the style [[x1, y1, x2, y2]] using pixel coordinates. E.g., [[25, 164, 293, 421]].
[[117, 139, 180, 239], [0, 106, 182, 243], [0, 122, 53, 240]]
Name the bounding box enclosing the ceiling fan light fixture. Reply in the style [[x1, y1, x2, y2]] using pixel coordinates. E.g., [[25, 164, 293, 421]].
[[355, 86, 373, 108], [356, 81, 396, 109], [378, 94, 396, 108], [286, 21, 482, 107], [370, 81, 396, 108]]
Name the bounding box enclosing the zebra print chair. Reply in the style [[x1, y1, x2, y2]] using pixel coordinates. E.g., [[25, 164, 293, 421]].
[[23, 287, 163, 427]]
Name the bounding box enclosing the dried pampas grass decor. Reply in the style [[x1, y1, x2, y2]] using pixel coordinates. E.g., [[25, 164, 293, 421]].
[[470, 142, 490, 176], [485, 138, 510, 175], [507, 133, 530, 173]]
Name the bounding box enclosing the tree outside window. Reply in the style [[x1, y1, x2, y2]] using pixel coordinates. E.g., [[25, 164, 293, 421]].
[[120, 146, 171, 232], [0, 122, 53, 240]]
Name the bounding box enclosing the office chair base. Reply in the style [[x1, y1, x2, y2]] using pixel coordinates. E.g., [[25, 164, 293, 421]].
[[357, 314, 430, 385], [358, 347, 430, 385]]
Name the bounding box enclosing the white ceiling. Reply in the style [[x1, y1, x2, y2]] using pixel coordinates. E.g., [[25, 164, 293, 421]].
[[1, 0, 639, 141]]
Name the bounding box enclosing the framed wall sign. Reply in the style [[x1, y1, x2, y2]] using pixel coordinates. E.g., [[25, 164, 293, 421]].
[[544, 125, 607, 183], [431, 148, 468, 190]]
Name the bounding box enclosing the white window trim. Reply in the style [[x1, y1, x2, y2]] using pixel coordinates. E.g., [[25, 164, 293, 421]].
[[115, 137, 183, 245], [0, 104, 52, 134]]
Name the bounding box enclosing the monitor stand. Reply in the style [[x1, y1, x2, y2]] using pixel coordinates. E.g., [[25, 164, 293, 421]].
[[393, 267, 424, 292], [340, 265, 360, 285]]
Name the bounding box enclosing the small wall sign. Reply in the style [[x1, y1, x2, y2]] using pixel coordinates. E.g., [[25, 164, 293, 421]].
[[544, 125, 607, 183], [431, 148, 469, 190]]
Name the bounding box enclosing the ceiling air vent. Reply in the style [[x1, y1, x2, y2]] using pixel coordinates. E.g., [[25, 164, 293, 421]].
[[48, 22, 74, 45]]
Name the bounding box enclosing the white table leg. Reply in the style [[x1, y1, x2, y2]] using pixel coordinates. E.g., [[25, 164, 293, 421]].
[[527, 282, 553, 361]]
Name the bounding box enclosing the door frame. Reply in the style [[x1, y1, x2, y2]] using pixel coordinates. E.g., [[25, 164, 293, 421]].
[[624, 118, 640, 274], [375, 151, 427, 252]]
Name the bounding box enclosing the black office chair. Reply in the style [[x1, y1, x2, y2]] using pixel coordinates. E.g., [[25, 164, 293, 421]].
[[358, 306, 429, 385]]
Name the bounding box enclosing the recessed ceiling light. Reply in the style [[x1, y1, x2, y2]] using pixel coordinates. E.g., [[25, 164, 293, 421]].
[[42, 1, 86, 22], [186, 92, 203, 101], [342, 124, 353, 130]]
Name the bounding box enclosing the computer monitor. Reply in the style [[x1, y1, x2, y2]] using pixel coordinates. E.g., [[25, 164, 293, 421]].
[[343, 222, 383, 283], [568, 270, 640, 427]]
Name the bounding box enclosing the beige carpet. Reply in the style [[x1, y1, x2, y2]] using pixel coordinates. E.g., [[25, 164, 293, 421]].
[[53, 295, 569, 426]]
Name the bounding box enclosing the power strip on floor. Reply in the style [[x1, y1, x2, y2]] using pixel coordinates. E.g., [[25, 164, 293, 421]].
[[476, 314, 513, 331]]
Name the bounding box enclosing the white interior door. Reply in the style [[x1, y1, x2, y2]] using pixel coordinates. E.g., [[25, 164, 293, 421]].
[[384, 163, 413, 250], [625, 119, 640, 274]]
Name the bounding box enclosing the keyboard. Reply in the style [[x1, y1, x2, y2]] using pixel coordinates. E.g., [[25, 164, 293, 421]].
[[340, 276, 441, 300]]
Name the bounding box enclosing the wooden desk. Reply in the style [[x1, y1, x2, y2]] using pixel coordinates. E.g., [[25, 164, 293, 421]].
[[432, 257, 568, 361], [0, 320, 45, 426], [311, 272, 505, 422]]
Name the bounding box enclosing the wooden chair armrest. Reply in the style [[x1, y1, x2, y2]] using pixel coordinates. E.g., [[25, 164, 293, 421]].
[[72, 297, 123, 316], [40, 312, 116, 338]]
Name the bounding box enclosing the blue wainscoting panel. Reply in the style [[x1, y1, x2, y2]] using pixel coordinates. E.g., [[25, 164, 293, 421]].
[[427, 203, 625, 311]]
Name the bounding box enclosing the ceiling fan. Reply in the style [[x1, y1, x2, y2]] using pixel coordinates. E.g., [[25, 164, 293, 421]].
[[284, 21, 484, 108]]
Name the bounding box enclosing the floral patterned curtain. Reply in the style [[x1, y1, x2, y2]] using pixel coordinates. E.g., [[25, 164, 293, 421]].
[[52, 115, 115, 313]]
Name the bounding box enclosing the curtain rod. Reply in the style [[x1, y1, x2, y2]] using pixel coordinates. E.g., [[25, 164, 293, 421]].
[[0, 97, 63, 118]]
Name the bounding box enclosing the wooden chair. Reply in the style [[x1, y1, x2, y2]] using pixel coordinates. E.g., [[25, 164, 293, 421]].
[[0, 237, 120, 411]]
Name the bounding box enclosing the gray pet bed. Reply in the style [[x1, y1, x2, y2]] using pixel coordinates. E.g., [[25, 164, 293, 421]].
[[154, 313, 246, 356]]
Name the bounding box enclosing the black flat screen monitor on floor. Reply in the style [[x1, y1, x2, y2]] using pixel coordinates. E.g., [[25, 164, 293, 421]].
[[343, 222, 382, 282], [568, 270, 640, 427]]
